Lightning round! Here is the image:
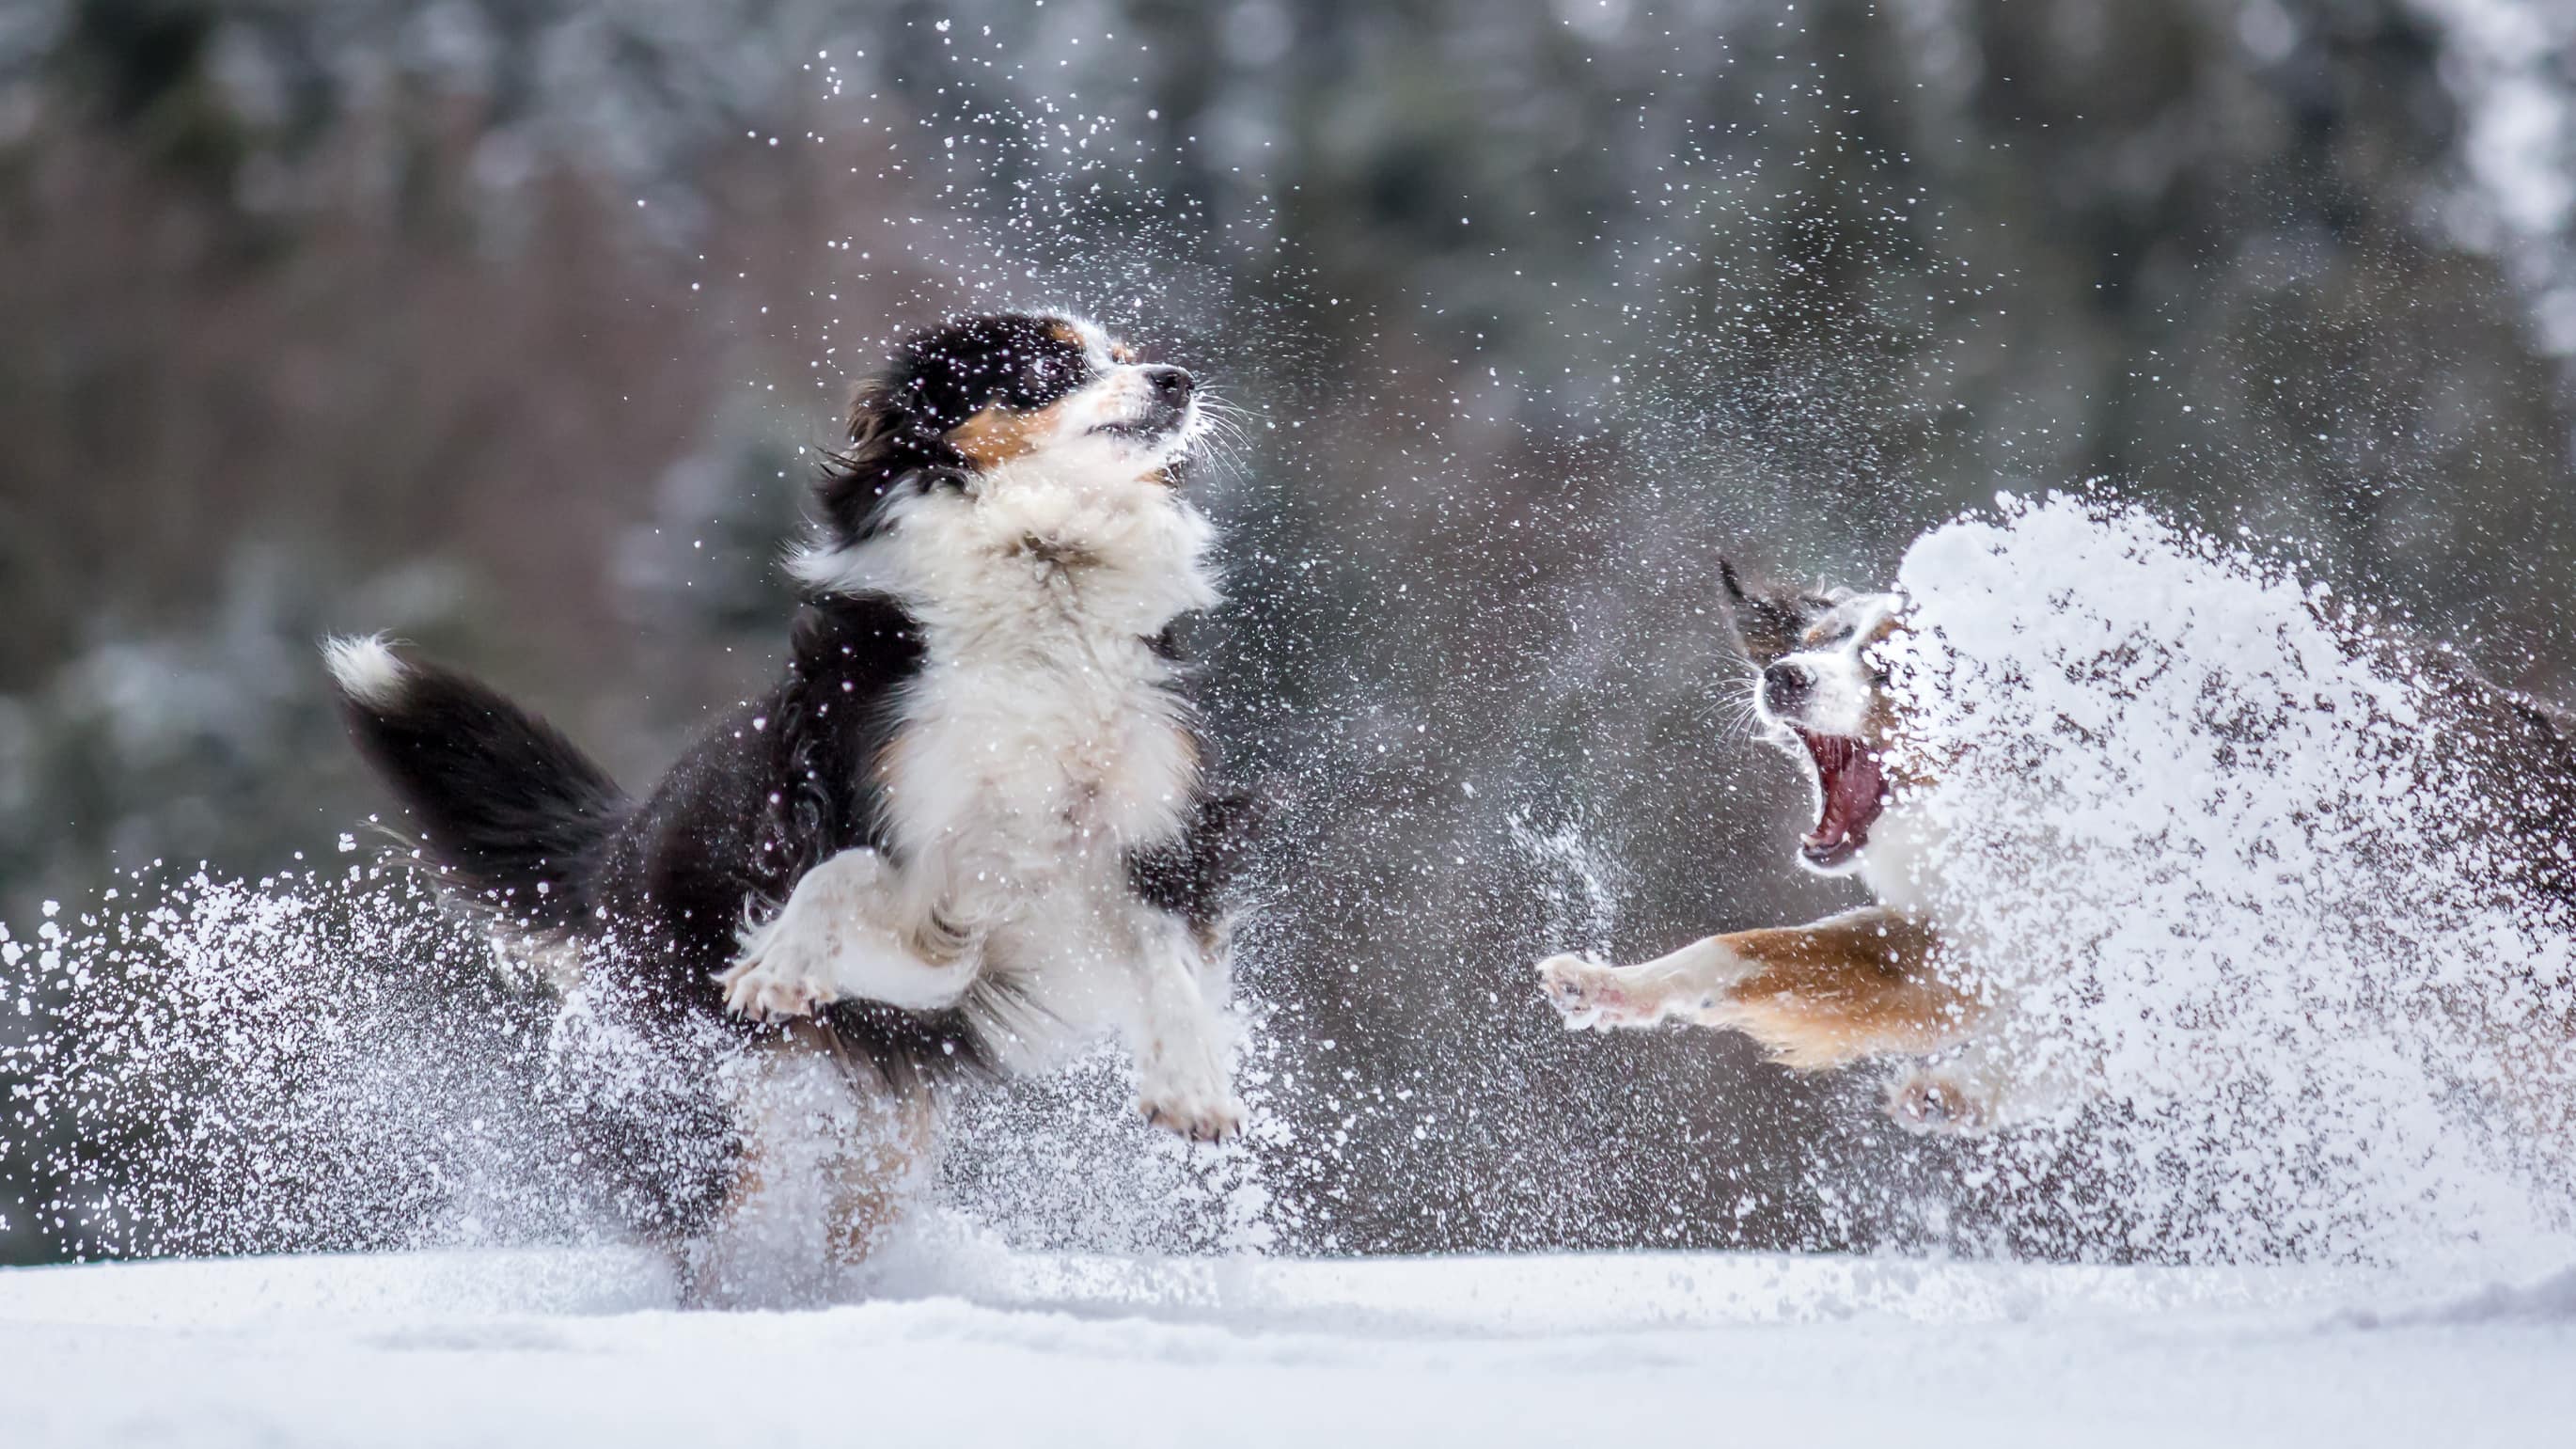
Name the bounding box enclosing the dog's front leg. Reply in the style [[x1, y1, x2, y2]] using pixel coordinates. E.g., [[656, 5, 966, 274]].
[[720, 848, 980, 1022], [1123, 913, 1245, 1144], [1538, 934, 1754, 1031], [1541, 907, 1974, 1068]]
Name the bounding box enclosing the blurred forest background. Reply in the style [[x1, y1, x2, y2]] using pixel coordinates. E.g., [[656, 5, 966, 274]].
[[7, 0, 2576, 1265]]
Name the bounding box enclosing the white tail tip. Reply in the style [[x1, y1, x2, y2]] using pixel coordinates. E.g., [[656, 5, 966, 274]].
[[322, 634, 408, 709]]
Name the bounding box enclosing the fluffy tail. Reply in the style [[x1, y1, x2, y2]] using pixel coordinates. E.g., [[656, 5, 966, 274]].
[[324, 635, 627, 927]]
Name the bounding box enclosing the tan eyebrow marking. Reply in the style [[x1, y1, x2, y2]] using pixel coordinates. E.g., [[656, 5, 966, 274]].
[[948, 397, 1073, 467]]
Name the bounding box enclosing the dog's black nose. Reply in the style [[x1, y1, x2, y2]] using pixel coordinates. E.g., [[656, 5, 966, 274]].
[[1143, 365, 1194, 403], [1762, 660, 1814, 715]]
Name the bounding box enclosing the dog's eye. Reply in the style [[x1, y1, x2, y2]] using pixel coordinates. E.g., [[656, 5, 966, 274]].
[[1009, 352, 1083, 407]]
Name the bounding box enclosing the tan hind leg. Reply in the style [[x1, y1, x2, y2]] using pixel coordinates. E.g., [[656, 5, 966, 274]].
[[1538, 906, 1978, 1069], [685, 1020, 937, 1307], [820, 1062, 937, 1267]]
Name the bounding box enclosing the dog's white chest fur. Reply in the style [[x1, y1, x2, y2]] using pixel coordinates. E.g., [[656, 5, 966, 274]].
[[885, 610, 1198, 899], [877, 466, 1213, 896]]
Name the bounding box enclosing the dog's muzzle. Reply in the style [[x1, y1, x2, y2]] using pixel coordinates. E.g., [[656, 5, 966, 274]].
[[1763, 659, 1814, 717], [1097, 365, 1195, 442]]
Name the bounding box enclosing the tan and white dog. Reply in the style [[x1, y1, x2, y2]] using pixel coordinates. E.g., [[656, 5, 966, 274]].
[[1536, 563, 1996, 1131], [1539, 557, 2576, 1137]]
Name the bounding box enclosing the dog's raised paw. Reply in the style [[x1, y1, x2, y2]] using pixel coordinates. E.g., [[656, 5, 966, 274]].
[[1536, 953, 1630, 1029], [718, 952, 839, 1023], [1139, 1085, 1247, 1145]]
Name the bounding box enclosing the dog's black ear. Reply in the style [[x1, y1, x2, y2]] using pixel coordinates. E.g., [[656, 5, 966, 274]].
[[1719, 557, 1816, 667], [1719, 558, 1751, 606], [815, 375, 970, 546]]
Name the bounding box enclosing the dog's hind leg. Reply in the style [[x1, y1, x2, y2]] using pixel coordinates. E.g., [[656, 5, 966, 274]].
[[1541, 906, 1978, 1069], [683, 1020, 938, 1308], [720, 848, 979, 1021]]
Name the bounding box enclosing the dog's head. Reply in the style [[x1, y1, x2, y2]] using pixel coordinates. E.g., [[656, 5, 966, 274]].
[[1720, 559, 1908, 874], [806, 311, 1202, 557]]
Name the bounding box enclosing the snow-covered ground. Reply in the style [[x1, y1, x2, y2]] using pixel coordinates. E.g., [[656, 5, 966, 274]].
[[3, 1244, 2570, 1447]]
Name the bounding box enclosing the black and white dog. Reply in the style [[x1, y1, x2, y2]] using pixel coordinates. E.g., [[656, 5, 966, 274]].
[[327, 312, 1254, 1294]]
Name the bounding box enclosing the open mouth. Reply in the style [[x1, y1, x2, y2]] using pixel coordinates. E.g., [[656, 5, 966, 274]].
[[1092, 399, 1192, 444], [1091, 409, 1184, 441], [1798, 732, 1887, 869]]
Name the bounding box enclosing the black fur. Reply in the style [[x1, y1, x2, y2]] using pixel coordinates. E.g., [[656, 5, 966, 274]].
[[1128, 779, 1265, 944], [333, 657, 624, 931]]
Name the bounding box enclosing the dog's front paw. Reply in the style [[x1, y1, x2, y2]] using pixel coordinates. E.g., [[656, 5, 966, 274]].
[[1889, 1071, 1993, 1136], [718, 948, 840, 1024], [1537, 953, 1641, 1029], [1141, 1093, 1246, 1145], [1138, 1063, 1246, 1145]]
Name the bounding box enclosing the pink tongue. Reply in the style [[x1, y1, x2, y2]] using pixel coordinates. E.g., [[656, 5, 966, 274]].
[[1802, 735, 1886, 849]]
